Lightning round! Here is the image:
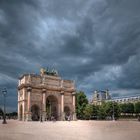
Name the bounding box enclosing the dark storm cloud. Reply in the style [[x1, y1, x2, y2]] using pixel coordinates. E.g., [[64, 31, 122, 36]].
[[117, 54, 140, 89], [0, 0, 140, 111]]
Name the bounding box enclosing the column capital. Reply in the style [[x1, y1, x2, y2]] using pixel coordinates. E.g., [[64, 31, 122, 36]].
[[27, 87, 32, 92], [72, 92, 76, 96], [42, 89, 46, 93], [60, 91, 64, 95]]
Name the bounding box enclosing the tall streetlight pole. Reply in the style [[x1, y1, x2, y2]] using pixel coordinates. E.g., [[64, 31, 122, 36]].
[[2, 88, 7, 124], [112, 101, 115, 121]]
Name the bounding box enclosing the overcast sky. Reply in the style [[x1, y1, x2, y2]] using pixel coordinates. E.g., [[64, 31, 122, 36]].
[[0, 0, 140, 112]]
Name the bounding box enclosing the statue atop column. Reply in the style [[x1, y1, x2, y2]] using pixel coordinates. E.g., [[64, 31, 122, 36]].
[[40, 68, 46, 76]]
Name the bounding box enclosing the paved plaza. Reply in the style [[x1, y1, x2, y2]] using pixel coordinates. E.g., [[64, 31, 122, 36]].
[[0, 120, 140, 140]]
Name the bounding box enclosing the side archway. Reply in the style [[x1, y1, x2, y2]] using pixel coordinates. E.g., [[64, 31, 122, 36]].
[[64, 106, 71, 120], [64, 106, 71, 116], [31, 104, 40, 121], [19, 105, 23, 121]]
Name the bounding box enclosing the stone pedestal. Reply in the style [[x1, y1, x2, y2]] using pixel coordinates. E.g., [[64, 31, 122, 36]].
[[18, 116, 22, 121], [42, 111, 46, 121], [72, 113, 77, 121], [61, 112, 65, 121], [26, 113, 32, 121]]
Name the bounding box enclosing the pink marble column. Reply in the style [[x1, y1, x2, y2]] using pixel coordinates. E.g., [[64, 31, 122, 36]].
[[61, 92, 65, 120], [27, 87, 32, 121], [72, 92, 76, 112], [42, 89, 46, 121], [72, 92, 76, 120]]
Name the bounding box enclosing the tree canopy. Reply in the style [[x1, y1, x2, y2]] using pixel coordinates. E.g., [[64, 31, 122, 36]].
[[75, 92, 139, 120], [83, 104, 93, 119], [76, 91, 88, 119], [135, 102, 140, 114], [119, 103, 134, 114]]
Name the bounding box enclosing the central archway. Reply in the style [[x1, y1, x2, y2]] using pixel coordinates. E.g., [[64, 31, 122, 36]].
[[64, 106, 71, 116], [46, 95, 58, 120], [31, 104, 40, 121]]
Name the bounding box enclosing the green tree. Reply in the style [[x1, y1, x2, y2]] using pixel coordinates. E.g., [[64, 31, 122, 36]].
[[127, 103, 134, 114], [83, 104, 93, 119], [76, 91, 88, 119], [96, 102, 120, 120], [120, 103, 134, 114], [135, 102, 140, 115], [105, 102, 120, 119], [92, 104, 99, 117], [119, 103, 127, 114], [97, 103, 107, 120]]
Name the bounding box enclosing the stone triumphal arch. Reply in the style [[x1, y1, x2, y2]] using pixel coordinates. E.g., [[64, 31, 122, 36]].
[[18, 68, 76, 121]]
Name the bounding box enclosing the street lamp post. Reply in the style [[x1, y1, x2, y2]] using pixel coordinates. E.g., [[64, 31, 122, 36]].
[[2, 88, 7, 124], [112, 101, 115, 121]]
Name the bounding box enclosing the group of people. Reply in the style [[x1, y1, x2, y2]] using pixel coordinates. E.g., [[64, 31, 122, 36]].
[[45, 115, 56, 121], [45, 114, 72, 121], [65, 114, 71, 121]]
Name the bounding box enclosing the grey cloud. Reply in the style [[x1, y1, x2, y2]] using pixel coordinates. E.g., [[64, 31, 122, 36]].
[[117, 54, 140, 89], [0, 0, 140, 111]]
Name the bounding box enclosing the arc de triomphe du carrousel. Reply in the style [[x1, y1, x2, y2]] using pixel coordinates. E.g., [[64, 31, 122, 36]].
[[17, 68, 76, 121]]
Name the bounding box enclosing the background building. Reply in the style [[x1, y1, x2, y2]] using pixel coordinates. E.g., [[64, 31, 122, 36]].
[[110, 95, 140, 104], [18, 68, 76, 121], [92, 90, 111, 105], [92, 90, 140, 105]]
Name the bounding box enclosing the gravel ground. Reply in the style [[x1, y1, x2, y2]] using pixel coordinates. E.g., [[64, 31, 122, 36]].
[[0, 120, 140, 140]]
